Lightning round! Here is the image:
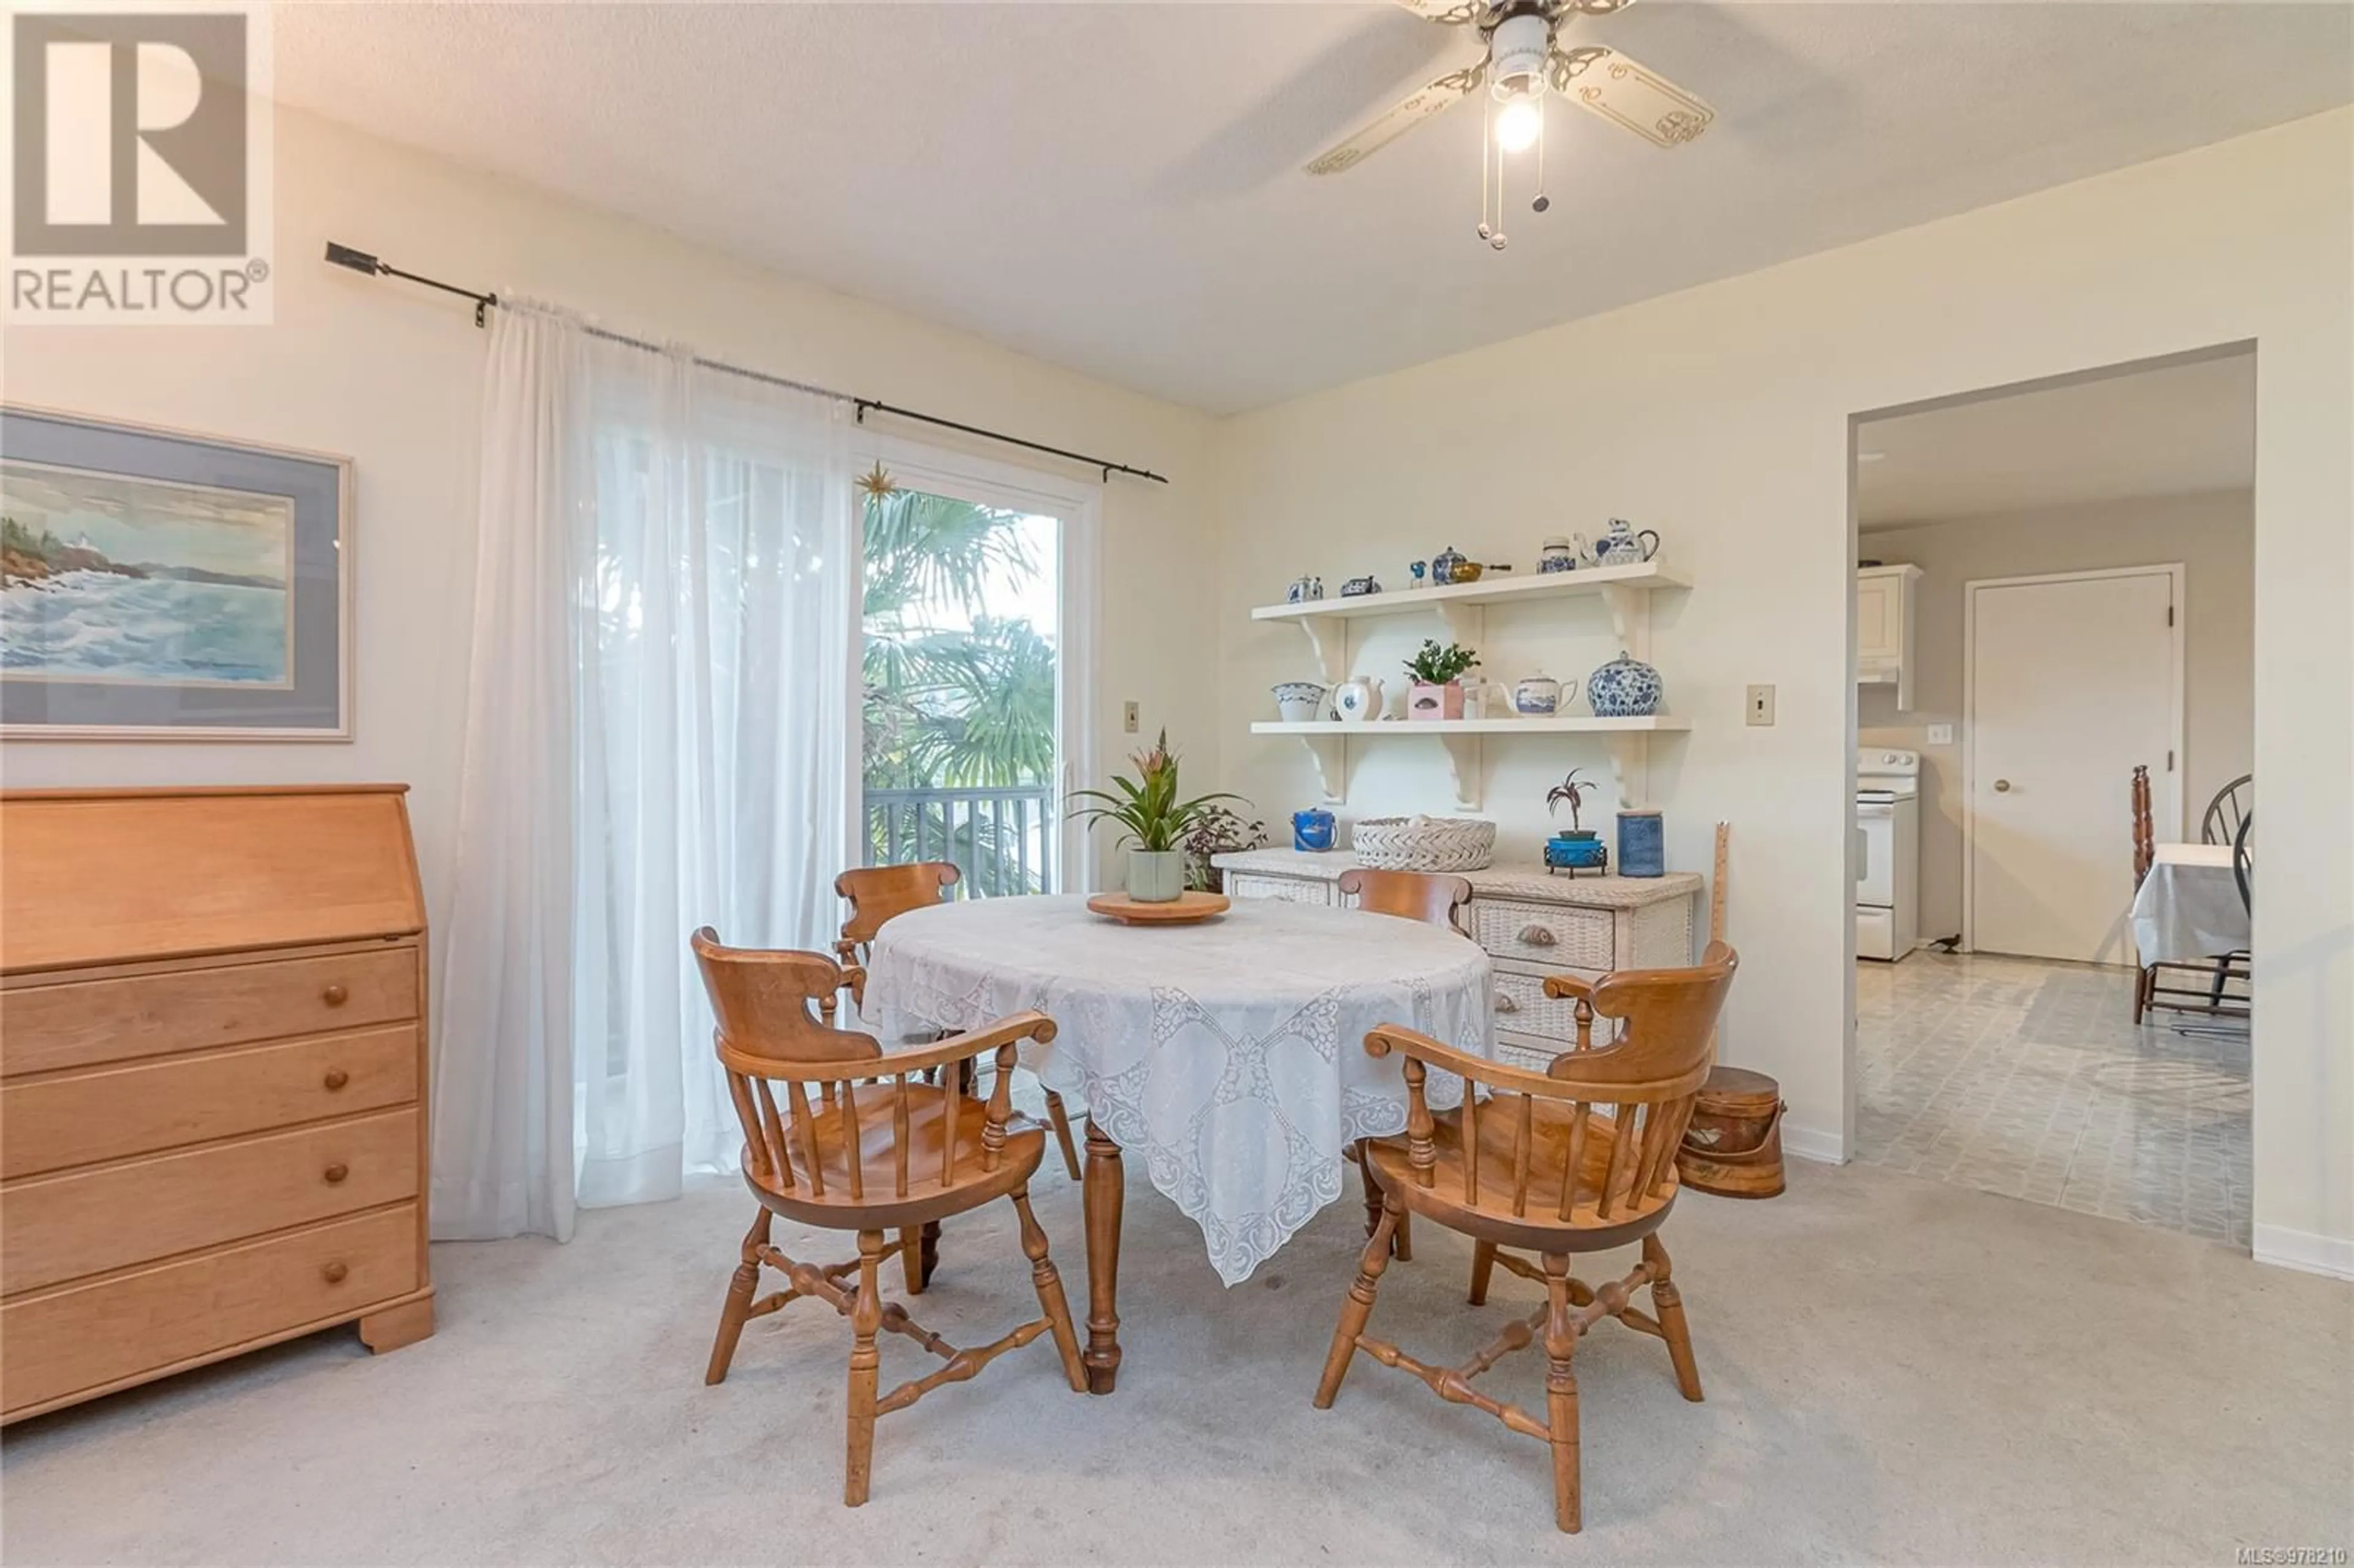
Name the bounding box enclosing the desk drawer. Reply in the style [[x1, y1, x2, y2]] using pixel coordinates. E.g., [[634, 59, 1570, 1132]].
[[3, 1108, 419, 1295], [1470, 899, 1616, 969], [1, 947, 417, 1077], [2, 1205, 417, 1418], [1, 1026, 419, 1179], [1227, 873, 1332, 907], [1488, 967, 1604, 1043]]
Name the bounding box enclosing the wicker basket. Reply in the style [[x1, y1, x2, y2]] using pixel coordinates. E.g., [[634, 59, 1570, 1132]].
[[1352, 815, 1496, 873]]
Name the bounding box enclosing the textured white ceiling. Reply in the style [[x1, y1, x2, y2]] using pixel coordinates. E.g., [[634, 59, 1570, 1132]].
[[1856, 349, 2256, 529], [272, 2, 2353, 413]]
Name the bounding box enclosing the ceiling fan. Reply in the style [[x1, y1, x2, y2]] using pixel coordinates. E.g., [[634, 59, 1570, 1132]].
[[1306, 0, 1716, 249]]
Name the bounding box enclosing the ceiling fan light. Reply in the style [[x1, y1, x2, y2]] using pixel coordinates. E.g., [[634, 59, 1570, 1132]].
[[1495, 96, 1542, 153]]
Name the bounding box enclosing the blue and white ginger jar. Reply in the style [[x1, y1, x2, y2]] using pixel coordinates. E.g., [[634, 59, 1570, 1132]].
[[1586, 649, 1663, 717]]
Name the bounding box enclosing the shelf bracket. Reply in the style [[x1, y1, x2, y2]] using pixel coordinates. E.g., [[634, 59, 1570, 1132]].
[[1604, 733, 1647, 811], [1434, 599, 1484, 651], [1437, 732, 1484, 812], [1599, 584, 1647, 661], [1297, 734, 1348, 804], [1295, 614, 1349, 688]]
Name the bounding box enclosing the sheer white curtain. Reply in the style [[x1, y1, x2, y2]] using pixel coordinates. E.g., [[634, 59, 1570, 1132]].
[[434, 302, 856, 1239]]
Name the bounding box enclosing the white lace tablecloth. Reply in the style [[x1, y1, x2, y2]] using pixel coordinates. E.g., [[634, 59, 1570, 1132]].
[[860, 894, 1493, 1285]]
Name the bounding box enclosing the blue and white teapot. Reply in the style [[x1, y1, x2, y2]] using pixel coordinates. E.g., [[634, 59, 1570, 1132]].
[[1591, 519, 1661, 568]]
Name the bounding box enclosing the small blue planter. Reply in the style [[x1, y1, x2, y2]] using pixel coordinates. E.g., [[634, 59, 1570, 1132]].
[[1545, 831, 1609, 876], [1617, 809, 1665, 878]]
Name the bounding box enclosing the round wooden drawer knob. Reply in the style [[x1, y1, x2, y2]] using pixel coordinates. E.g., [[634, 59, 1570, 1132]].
[[322, 1068, 350, 1091], [322, 983, 350, 1007], [321, 1261, 349, 1285], [323, 1162, 349, 1184]]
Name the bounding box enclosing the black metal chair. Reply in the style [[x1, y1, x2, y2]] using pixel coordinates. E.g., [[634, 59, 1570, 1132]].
[[2232, 808, 2253, 914], [2201, 774, 2252, 847]]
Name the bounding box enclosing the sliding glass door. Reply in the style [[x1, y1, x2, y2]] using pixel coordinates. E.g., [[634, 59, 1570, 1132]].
[[856, 445, 1097, 896]]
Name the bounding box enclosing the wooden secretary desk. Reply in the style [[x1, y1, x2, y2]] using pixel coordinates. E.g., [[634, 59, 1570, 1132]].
[[0, 785, 435, 1422]]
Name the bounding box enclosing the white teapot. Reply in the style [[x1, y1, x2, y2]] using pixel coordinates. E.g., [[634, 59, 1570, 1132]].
[[1331, 675, 1387, 724]]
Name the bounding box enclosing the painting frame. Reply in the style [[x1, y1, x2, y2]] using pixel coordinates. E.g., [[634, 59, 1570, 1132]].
[[0, 405, 352, 741]]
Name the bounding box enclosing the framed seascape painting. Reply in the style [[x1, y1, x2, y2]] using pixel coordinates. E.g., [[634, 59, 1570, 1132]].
[[0, 408, 351, 740]]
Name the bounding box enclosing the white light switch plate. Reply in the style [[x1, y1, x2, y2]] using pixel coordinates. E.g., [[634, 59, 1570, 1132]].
[[1123, 700, 1140, 734], [1927, 723, 1955, 746], [1745, 685, 1775, 726]]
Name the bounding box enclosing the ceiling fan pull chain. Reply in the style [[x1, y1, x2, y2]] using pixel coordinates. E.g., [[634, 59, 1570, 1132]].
[[1533, 97, 1551, 215]]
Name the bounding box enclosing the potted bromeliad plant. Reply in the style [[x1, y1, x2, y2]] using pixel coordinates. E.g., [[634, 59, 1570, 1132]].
[[1070, 730, 1244, 902], [1404, 638, 1481, 721]]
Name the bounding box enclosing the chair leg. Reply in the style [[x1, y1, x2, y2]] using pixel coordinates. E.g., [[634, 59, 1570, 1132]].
[[2133, 965, 2152, 1024], [899, 1227, 925, 1294], [1356, 1142, 1412, 1260], [1314, 1192, 1400, 1409], [1045, 1091, 1083, 1181], [1469, 1239, 1497, 1306], [705, 1208, 771, 1386], [1541, 1253, 1583, 1534], [844, 1231, 884, 1508], [1644, 1234, 1704, 1402], [2209, 957, 2231, 1009], [1012, 1185, 1088, 1392]]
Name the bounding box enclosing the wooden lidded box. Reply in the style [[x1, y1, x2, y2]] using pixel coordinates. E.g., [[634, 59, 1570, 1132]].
[[1, 785, 434, 1422], [1675, 1065, 1786, 1199]]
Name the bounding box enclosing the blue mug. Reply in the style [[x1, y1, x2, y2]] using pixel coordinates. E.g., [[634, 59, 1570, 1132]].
[[1292, 809, 1336, 852]]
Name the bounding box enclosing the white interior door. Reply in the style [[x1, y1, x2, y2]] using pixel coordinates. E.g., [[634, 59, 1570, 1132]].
[[1967, 566, 2181, 964]]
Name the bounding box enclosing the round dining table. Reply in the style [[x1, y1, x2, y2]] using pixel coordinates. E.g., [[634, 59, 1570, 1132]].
[[859, 892, 1493, 1393]]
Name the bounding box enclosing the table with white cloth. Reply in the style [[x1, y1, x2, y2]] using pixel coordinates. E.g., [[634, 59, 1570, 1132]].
[[2130, 842, 2250, 964], [859, 892, 1494, 1393]]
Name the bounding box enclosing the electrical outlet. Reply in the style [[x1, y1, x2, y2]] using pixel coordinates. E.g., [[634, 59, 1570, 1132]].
[[1927, 723, 1955, 746], [1745, 684, 1775, 726], [1122, 699, 1140, 734]]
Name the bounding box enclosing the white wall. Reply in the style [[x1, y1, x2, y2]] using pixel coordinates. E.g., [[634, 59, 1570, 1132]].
[[1859, 490, 2253, 942], [1210, 110, 2353, 1271], [0, 104, 1219, 939]]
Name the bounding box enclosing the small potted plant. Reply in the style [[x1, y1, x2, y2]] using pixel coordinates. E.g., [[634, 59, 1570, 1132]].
[[1544, 769, 1610, 876], [1070, 730, 1243, 902], [1404, 639, 1480, 721]]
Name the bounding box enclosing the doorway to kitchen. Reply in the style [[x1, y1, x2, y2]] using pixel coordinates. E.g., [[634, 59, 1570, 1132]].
[[1847, 345, 2255, 1247]]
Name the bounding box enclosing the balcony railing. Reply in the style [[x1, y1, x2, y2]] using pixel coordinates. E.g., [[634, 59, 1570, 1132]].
[[863, 784, 1059, 897]]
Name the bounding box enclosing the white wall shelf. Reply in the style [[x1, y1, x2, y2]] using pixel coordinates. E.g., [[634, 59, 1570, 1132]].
[[1251, 559, 1693, 813], [1249, 717, 1691, 813], [1254, 560, 1691, 679]]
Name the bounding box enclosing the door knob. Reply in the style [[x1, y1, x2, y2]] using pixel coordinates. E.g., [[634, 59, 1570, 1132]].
[[1993, 779, 2013, 793]]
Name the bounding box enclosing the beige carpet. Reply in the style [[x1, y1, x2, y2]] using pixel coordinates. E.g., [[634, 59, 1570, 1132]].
[[4, 1158, 2347, 1565]]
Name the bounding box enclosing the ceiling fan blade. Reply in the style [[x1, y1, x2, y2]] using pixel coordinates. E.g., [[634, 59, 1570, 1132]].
[[1305, 63, 1486, 175], [1392, 0, 1485, 23], [1549, 45, 1715, 148], [1555, 0, 1641, 12]]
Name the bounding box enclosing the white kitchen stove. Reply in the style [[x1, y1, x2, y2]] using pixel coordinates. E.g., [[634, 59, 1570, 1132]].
[[1857, 748, 1921, 962]]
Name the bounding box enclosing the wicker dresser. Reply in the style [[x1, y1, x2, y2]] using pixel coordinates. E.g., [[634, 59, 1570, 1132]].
[[1214, 848, 1701, 1072], [1, 785, 434, 1423]]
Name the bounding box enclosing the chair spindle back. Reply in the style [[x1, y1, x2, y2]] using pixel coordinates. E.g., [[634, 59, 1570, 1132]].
[[2130, 765, 2156, 887], [1370, 943, 1737, 1224], [691, 927, 1024, 1208], [835, 862, 961, 964], [1337, 867, 1474, 932]]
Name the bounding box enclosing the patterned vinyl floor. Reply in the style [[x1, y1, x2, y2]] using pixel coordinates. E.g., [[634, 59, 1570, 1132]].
[[1855, 950, 2251, 1246]]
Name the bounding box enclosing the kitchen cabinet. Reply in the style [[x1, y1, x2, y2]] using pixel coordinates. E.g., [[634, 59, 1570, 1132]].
[[1857, 563, 1922, 710]]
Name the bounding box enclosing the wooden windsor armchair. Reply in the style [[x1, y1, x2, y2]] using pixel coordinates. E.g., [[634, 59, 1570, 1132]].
[[1336, 866, 1476, 1263], [835, 861, 1082, 1179], [1313, 942, 1739, 1534], [691, 929, 1086, 1507]]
